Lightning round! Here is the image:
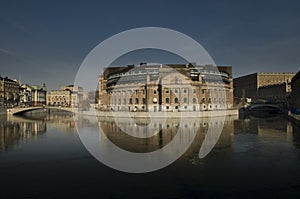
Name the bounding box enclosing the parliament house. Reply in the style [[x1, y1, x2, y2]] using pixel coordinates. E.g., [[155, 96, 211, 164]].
[[98, 63, 233, 112]]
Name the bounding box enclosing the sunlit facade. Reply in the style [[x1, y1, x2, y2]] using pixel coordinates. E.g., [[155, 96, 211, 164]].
[[98, 63, 233, 112]]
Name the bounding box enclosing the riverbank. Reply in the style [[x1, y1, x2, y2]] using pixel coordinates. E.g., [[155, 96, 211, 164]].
[[3, 107, 239, 118], [287, 113, 300, 127], [78, 109, 239, 118]]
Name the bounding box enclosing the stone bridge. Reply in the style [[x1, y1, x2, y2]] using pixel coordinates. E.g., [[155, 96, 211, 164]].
[[7, 106, 75, 115], [248, 103, 282, 111]]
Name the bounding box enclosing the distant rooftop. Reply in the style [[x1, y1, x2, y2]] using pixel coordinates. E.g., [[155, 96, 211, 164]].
[[234, 71, 296, 79]]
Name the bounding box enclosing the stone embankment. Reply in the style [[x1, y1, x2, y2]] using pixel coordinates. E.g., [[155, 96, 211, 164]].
[[78, 109, 239, 118], [288, 113, 300, 127]]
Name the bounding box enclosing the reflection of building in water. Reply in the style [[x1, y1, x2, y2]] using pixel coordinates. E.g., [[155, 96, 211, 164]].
[[234, 119, 260, 134], [257, 118, 292, 141], [0, 115, 76, 151], [46, 115, 76, 133], [235, 117, 295, 142], [286, 122, 293, 142], [98, 63, 233, 112], [98, 116, 235, 155], [185, 117, 235, 156], [0, 118, 46, 151]]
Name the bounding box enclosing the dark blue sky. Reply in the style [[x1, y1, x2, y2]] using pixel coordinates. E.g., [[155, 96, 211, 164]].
[[1, 0, 300, 90]]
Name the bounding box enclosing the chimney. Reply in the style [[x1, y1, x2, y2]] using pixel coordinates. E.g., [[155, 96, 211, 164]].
[[140, 62, 147, 67]]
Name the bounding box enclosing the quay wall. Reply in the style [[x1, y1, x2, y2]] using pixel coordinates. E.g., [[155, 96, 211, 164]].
[[287, 113, 300, 127], [79, 109, 239, 118]]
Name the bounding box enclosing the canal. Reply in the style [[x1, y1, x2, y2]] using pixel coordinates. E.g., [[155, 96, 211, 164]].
[[0, 113, 300, 198]]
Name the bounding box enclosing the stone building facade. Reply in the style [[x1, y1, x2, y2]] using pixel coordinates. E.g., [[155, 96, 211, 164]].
[[289, 71, 300, 111], [31, 85, 47, 106], [0, 76, 20, 107], [47, 90, 72, 107], [47, 85, 84, 107], [61, 85, 83, 107], [98, 64, 233, 112], [234, 72, 295, 101], [18, 84, 47, 106], [19, 84, 32, 106], [258, 83, 290, 102]]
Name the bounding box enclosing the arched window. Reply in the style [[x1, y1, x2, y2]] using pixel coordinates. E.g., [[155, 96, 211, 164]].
[[166, 98, 170, 103], [175, 98, 179, 103], [135, 98, 139, 104]]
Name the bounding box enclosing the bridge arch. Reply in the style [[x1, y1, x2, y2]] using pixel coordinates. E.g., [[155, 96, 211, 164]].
[[7, 106, 75, 115], [248, 104, 283, 112]]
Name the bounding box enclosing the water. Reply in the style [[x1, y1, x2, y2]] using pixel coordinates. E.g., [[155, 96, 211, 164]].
[[0, 113, 300, 198]]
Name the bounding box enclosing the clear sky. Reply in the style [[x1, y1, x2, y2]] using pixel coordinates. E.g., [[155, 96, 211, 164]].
[[1, 0, 300, 90]]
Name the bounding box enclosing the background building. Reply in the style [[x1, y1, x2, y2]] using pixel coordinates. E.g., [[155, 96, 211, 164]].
[[98, 63, 233, 112], [61, 85, 83, 107], [289, 71, 300, 111], [47, 90, 72, 107], [31, 84, 47, 106], [47, 85, 83, 107], [19, 84, 32, 106], [0, 76, 20, 107], [18, 84, 47, 106], [258, 83, 290, 102], [234, 72, 295, 102]]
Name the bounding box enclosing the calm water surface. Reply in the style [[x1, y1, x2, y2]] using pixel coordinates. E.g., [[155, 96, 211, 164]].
[[0, 113, 300, 198]]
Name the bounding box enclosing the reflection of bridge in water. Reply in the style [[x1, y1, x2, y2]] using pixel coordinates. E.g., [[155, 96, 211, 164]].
[[7, 106, 74, 115]]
